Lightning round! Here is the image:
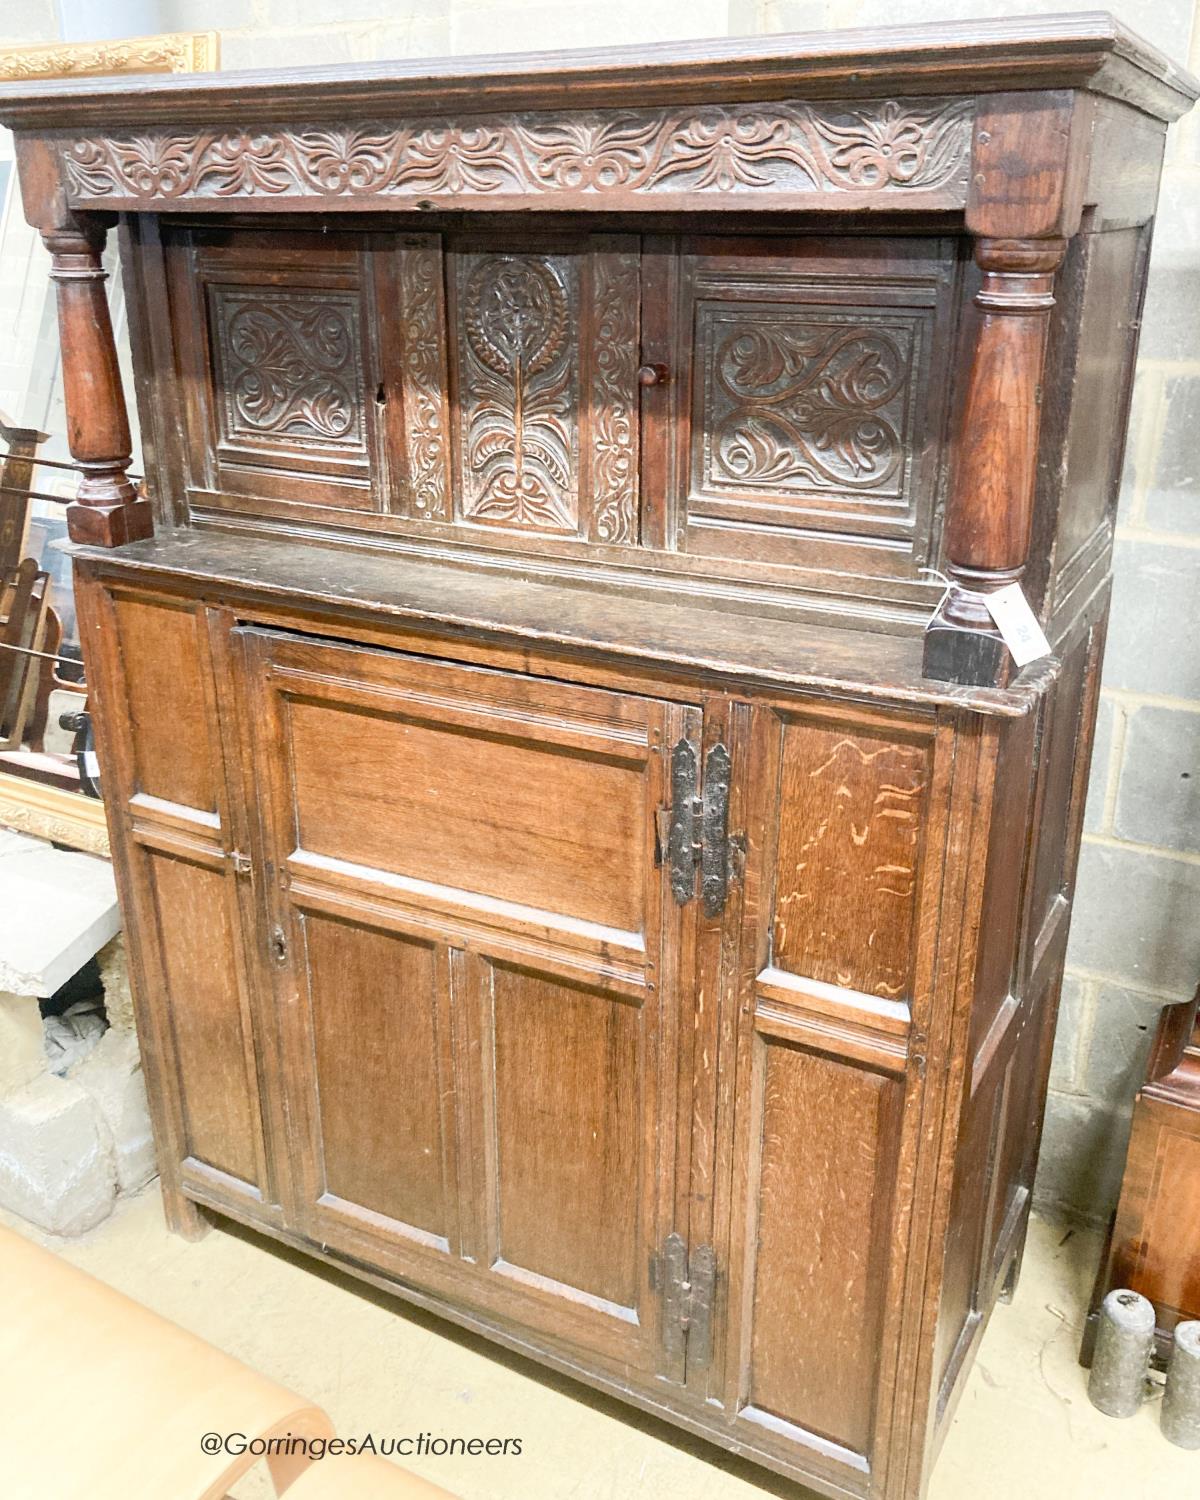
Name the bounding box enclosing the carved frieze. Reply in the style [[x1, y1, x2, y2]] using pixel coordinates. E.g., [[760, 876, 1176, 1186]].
[[60, 97, 973, 208]]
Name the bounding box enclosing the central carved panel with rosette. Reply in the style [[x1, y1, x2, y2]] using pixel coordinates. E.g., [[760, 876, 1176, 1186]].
[[452, 242, 640, 543]]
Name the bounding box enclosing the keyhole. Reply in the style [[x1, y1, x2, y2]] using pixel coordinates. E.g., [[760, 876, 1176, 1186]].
[[375, 383, 387, 407]]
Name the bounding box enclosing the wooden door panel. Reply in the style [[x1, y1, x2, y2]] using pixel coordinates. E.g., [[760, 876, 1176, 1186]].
[[240, 626, 694, 1375], [481, 959, 645, 1317], [256, 633, 658, 957], [166, 226, 447, 524], [738, 1030, 904, 1456], [301, 913, 454, 1245], [661, 236, 958, 580], [141, 848, 261, 1187]]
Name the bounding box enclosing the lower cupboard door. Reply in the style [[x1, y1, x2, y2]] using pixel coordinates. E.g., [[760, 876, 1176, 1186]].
[[238, 626, 697, 1378]]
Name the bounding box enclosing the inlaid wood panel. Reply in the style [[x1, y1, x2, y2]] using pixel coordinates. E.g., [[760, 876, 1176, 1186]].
[[448, 236, 640, 543], [736, 1032, 905, 1457], [488, 962, 642, 1310], [110, 594, 218, 813], [301, 914, 450, 1240], [661, 236, 959, 578], [143, 850, 260, 1187], [771, 716, 930, 1002]]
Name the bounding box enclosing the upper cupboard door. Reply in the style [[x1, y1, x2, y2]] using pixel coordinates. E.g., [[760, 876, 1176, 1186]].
[[239, 629, 696, 1375], [164, 225, 448, 521], [648, 235, 959, 579]]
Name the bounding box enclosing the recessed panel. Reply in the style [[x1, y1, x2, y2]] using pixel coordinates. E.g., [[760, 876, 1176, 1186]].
[[148, 851, 258, 1185], [490, 963, 642, 1311], [772, 717, 930, 1001], [112, 595, 217, 815], [283, 687, 648, 937], [747, 1035, 902, 1454], [304, 913, 448, 1237]]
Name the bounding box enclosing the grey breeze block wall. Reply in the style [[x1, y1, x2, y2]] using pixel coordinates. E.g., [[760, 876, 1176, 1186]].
[[4, 0, 1198, 1227]]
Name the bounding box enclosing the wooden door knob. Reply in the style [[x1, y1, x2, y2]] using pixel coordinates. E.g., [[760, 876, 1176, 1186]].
[[637, 362, 669, 387]]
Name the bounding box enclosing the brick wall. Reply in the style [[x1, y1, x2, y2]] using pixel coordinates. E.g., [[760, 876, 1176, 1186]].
[[2, 0, 1198, 1225]]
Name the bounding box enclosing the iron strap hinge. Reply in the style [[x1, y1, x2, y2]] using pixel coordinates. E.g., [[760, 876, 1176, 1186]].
[[657, 1232, 717, 1371], [660, 738, 734, 916]]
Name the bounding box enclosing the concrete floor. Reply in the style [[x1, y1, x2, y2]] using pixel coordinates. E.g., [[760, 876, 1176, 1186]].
[[1, 1184, 1190, 1498]]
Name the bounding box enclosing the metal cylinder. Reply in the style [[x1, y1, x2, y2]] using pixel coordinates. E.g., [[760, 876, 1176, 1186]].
[[1162, 1322, 1200, 1449], [1088, 1289, 1155, 1418]]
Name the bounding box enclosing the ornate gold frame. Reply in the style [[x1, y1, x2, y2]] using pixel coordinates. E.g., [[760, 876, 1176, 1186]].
[[0, 31, 217, 853], [0, 31, 217, 82]]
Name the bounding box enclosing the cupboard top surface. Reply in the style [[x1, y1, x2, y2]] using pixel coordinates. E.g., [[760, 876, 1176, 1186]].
[[0, 14, 1196, 129], [68, 531, 1053, 716]]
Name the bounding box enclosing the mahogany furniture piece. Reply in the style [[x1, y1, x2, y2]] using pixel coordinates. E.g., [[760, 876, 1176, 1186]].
[[1, 16, 1195, 1500], [1084, 987, 1200, 1364]]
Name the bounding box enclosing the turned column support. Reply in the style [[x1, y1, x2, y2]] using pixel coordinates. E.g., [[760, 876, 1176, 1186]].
[[924, 91, 1088, 686], [42, 220, 152, 548], [924, 234, 1067, 683]]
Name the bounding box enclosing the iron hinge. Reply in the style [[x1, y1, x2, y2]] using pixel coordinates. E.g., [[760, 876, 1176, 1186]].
[[661, 738, 734, 916], [660, 1232, 717, 1372]]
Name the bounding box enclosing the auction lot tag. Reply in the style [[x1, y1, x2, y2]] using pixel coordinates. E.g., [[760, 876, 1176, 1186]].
[[984, 584, 1052, 668]]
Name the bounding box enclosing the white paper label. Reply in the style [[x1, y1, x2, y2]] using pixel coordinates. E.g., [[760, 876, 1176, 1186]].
[[984, 584, 1052, 668]]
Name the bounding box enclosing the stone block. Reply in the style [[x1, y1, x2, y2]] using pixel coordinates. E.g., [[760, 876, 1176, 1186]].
[[1083, 696, 1117, 835], [1113, 704, 1200, 853], [1144, 375, 1200, 535], [1083, 983, 1164, 1106], [0, 992, 47, 1094], [1049, 973, 1090, 1094], [0, 1074, 115, 1235], [98, 934, 136, 1037], [1103, 539, 1200, 699], [71, 1031, 157, 1195], [1067, 840, 1200, 997], [0, 830, 119, 997], [1033, 1093, 1132, 1227]]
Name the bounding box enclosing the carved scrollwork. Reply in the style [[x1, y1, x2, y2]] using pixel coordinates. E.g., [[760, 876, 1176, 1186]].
[[214, 290, 364, 448], [590, 251, 640, 545], [458, 255, 578, 533], [706, 316, 915, 496], [61, 98, 972, 207], [396, 240, 450, 517]]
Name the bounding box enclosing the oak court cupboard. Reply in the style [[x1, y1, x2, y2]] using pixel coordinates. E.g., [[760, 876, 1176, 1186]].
[[2, 15, 1195, 1499]]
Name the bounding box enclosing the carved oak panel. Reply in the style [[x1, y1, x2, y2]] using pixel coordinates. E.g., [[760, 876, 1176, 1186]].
[[450, 237, 639, 543], [699, 307, 918, 501], [209, 284, 367, 455], [665, 236, 959, 579], [59, 97, 973, 212]]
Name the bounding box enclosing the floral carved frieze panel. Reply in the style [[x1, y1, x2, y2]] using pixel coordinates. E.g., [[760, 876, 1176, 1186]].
[[210, 285, 367, 454], [60, 97, 973, 207], [698, 306, 923, 505], [457, 252, 580, 534]]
